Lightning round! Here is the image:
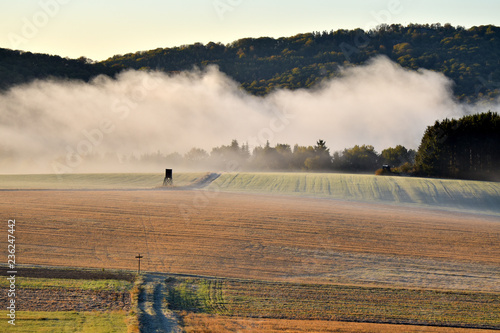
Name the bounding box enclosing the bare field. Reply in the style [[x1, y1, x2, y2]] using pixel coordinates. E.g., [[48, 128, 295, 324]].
[[0, 310, 129, 333], [210, 173, 500, 215], [0, 287, 131, 312], [0, 173, 204, 190], [2, 190, 499, 291], [180, 314, 500, 333], [164, 276, 499, 329], [2, 172, 499, 215]]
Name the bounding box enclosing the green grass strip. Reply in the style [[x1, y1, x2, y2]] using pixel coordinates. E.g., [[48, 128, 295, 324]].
[[0, 277, 132, 291]]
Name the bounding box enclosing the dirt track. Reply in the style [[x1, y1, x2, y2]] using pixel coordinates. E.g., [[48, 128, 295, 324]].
[[138, 274, 181, 333], [1, 190, 499, 291]]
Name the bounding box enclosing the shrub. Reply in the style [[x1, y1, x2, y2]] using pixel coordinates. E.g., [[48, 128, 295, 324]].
[[375, 168, 392, 176]]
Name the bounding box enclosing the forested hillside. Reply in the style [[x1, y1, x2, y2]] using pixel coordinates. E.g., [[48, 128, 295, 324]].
[[103, 23, 500, 101], [0, 24, 499, 101], [0, 48, 118, 90]]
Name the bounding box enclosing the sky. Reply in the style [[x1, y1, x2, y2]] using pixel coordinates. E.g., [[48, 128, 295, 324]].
[[1, 0, 500, 61]]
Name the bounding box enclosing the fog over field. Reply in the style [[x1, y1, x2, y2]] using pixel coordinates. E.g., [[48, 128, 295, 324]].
[[0, 56, 498, 174]]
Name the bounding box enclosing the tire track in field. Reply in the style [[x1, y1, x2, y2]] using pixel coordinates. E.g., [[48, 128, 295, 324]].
[[139, 274, 181, 333]]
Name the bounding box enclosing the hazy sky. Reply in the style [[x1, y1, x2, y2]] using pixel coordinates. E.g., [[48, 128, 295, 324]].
[[1, 0, 499, 61]]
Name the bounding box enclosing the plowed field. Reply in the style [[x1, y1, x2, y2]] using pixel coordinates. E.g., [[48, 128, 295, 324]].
[[2, 190, 499, 291]]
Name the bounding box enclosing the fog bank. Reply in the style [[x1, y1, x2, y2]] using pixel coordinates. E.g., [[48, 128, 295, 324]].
[[0, 56, 497, 174]]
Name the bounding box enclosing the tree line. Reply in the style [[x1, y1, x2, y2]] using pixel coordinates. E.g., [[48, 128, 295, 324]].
[[135, 140, 415, 174], [177, 140, 415, 173]]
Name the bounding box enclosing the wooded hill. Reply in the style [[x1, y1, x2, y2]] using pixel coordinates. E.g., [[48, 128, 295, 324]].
[[103, 24, 500, 101], [1, 24, 499, 101], [0, 48, 117, 91]]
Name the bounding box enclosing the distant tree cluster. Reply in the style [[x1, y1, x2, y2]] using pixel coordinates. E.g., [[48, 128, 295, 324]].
[[126, 139, 416, 174], [415, 111, 500, 180]]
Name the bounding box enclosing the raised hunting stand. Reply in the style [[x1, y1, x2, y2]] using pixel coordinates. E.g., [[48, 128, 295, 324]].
[[163, 169, 173, 186]]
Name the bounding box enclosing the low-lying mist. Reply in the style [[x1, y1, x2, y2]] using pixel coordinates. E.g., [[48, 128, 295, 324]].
[[0, 56, 497, 174]]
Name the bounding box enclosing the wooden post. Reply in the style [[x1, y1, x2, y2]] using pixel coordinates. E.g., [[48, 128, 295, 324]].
[[135, 254, 143, 274]]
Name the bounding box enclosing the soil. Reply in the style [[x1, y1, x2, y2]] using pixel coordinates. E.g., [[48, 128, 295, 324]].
[[0, 267, 133, 312], [0, 266, 134, 281], [0, 287, 131, 312]]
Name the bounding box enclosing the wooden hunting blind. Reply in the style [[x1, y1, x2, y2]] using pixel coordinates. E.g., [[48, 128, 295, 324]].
[[163, 169, 173, 186]]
